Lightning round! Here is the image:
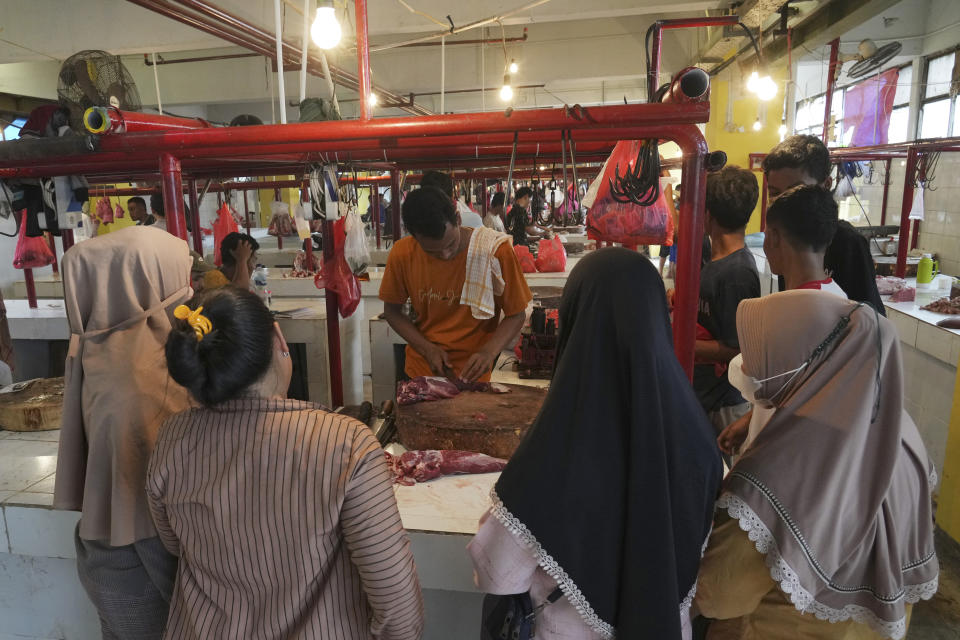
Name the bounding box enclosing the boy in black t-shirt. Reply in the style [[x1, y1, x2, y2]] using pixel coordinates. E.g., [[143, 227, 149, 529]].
[[694, 166, 760, 433]]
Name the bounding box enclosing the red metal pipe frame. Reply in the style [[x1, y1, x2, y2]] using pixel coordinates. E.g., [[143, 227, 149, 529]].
[[47, 233, 59, 275], [822, 38, 840, 144], [391, 171, 402, 243], [356, 0, 372, 122], [895, 147, 919, 278], [760, 172, 768, 232], [880, 158, 891, 226], [243, 189, 251, 233], [188, 179, 203, 254], [87, 107, 214, 135], [24, 269, 37, 309], [371, 186, 382, 250], [160, 154, 188, 241], [647, 17, 740, 100]]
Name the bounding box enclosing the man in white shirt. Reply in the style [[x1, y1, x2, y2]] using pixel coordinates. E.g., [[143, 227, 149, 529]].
[[421, 171, 484, 228]]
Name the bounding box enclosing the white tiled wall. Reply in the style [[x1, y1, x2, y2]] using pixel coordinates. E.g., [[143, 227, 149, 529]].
[[847, 154, 960, 277]]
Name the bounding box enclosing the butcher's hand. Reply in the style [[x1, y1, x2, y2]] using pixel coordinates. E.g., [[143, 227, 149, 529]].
[[421, 343, 453, 377], [717, 411, 751, 456], [461, 348, 497, 383]]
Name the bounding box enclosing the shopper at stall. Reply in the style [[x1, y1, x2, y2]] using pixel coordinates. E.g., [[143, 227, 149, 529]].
[[695, 290, 938, 639], [694, 166, 760, 432], [505, 186, 540, 247], [421, 170, 484, 228], [205, 231, 258, 290], [763, 134, 885, 314], [189, 251, 216, 293], [54, 226, 193, 640], [380, 186, 532, 382], [128, 196, 155, 226], [149, 192, 167, 232], [469, 248, 722, 640], [484, 192, 507, 233], [151, 287, 423, 640]]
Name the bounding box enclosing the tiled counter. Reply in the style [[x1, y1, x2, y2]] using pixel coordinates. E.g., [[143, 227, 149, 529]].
[[0, 429, 493, 640]]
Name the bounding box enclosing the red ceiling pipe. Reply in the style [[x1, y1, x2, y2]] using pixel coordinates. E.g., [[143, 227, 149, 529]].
[[660, 67, 711, 103], [23, 269, 37, 309], [647, 16, 739, 100], [84, 106, 214, 134], [356, 0, 372, 122], [160, 154, 189, 241], [188, 179, 203, 253], [390, 171, 402, 242], [895, 147, 919, 278], [822, 38, 840, 144]]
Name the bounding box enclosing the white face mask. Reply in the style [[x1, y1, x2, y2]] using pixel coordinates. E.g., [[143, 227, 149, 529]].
[[727, 353, 808, 409]]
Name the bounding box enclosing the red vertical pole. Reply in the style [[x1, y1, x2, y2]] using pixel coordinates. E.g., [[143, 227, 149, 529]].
[[159, 154, 188, 241], [880, 158, 891, 226], [371, 186, 381, 250], [47, 233, 59, 275], [188, 179, 203, 254], [355, 0, 372, 122], [61, 230, 75, 253], [243, 188, 251, 233], [647, 22, 663, 101], [24, 269, 37, 309], [274, 188, 283, 250], [391, 171, 402, 242], [895, 147, 918, 278], [674, 148, 708, 379], [760, 172, 769, 232], [822, 38, 840, 144], [481, 180, 488, 216]]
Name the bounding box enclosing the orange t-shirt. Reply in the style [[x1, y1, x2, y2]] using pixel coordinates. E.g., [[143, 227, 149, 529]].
[[379, 235, 532, 381]]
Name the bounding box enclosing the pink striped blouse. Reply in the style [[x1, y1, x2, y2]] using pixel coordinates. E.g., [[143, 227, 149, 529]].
[[146, 398, 423, 639]]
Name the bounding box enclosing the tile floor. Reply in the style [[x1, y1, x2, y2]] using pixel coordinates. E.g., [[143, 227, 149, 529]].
[[0, 429, 58, 508]]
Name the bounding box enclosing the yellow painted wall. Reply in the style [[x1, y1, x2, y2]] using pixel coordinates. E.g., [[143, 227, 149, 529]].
[[89, 184, 139, 235], [258, 177, 301, 228], [703, 65, 788, 235], [937, 361, 960, 541]]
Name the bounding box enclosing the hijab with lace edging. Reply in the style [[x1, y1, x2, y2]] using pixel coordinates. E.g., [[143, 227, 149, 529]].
[[722, 290, 937, 639], [491, 248, 723, 638]]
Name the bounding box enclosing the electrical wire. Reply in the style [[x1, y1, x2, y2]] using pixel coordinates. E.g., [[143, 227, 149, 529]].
[[395, 0, 449, 28]]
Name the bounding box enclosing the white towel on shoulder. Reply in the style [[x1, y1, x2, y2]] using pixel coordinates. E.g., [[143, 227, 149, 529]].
[[461, 227, 510, 319]]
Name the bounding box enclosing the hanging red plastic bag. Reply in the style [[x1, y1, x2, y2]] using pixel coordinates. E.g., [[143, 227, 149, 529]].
[[514, 244, 536, 273], [535, 236, 567, 273], [314, 218, 361, 317], [213, 203, 240, 266], [13, 211, 55, 270], [96, 198, 114, 224], [586, 140, 672, 245]]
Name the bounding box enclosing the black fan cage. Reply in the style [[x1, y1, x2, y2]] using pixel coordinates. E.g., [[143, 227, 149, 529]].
[[57, 50, 142, 130]]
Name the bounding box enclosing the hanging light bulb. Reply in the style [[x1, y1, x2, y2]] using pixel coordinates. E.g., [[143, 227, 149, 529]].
[[778, 122, 788, 137], [539, 165, 546, 171], [752, 118, 763, 132], [368, 93, 378, 107], [509, 59, 519, 74], [500, 74, 513, 102], [747, 70, 760, 93], [311, 3, 342, 49], [756, 76, 778, 101]]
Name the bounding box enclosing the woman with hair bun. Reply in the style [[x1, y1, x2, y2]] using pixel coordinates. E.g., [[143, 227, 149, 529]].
[[148, 287, 423, 640]]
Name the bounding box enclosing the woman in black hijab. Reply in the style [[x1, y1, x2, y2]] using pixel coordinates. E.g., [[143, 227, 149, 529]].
[[469, 248, 723, 639]]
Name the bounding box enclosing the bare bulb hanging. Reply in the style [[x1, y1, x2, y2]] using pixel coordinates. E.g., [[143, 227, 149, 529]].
[[752, 118, 763, 132], [500, 74, 514, 102], [509, 59, 519, 74], [311, 4, 342, 49]]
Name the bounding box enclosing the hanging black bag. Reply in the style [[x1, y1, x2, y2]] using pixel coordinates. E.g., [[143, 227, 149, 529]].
[[481, 587, 563, 640]]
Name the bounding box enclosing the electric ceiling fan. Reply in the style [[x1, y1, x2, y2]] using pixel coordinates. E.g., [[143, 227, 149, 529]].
[[839, 39, 903, 79]]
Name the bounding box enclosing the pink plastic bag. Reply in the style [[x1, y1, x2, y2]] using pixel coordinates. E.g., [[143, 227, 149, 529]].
[[514, 245, 536, 273], [213, 203, 240, 266], [314, 218, 361, 317], [13, 212, 55, 270], [586, 140, 673, 245], [535, 236, 567, 273]]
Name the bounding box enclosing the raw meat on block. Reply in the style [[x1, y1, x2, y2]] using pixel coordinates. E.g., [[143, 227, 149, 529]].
[[396, 376, 511, 406], [385, 449, 507, 485]]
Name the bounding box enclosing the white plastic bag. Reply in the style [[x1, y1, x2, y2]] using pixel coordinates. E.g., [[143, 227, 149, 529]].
[[293, 203, 312, 240], [344, 206, 370, 275], [909, 183, 925, 221]]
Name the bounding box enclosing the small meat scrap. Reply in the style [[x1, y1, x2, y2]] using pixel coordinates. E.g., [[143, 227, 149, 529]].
[[473, 412, 488, 421], [922, 296, 960, 315], [890, 287, 915, 303], [396, 376, 512, 405], [385, 450, 507, 484]]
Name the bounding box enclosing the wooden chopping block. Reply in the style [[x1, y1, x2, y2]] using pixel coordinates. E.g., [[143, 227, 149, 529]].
[[396, 383, 546, 459], [0, 377, 64, 432]]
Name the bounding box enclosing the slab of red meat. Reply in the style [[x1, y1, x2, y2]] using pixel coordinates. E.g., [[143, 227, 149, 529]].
[[384, 450, 507, 484], [396, 376, 511, 405]]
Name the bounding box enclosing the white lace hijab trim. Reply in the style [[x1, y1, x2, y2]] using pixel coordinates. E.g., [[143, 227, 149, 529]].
[[717, 492, 938, 640], [490, 488, 707, 639]]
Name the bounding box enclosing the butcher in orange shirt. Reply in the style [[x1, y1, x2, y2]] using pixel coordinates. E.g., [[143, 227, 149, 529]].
[[380, 185, 532, 383]]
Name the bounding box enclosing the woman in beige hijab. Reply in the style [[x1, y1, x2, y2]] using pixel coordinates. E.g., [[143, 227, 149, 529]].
[[694, 289, 938, 640], [54, 226, 193, 639]]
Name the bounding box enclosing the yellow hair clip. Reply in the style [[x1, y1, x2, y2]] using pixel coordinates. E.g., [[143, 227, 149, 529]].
[[174, 304, 213, 342]]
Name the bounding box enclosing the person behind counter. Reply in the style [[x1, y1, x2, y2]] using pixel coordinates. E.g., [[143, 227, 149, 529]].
[[150, 287, 423, 639], [763, 134, 885, 314], [380, 186, 532, 382], [54, 226, 194, 639], [694, 166, 761, 433], [204, 231, 258, 290], [484, 192, 507, 233], [694, 290, 938, 639], [505, 186, 542, 247], [421, 169, 485, 229], [469, 248, 722, 639], [128, 196, 156, 226]]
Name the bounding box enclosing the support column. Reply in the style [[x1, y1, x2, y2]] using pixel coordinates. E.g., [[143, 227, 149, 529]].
[[355, 0, 372, 121], [188, 179, 203, 254], [822, 38, 840, 144], [895, 147, 919, 278], [674, 147, 708, 379], [390, 171, 402, 243], [159, 153, 188, 241], [371, 186, 381, 250]]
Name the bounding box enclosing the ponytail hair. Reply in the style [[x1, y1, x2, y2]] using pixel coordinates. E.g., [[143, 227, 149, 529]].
[[166, 288, 275, 406]]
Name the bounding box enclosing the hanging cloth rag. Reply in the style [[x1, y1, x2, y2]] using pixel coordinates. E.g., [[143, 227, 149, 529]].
[[461, 226, 510, 319]]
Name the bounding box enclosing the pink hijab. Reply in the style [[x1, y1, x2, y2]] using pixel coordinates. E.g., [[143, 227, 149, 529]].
[[721, 290, 937, 639], [55, 226, 193, 545]]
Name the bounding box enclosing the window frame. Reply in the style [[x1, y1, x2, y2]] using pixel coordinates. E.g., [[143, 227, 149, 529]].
[[918, 47, 960, 139]]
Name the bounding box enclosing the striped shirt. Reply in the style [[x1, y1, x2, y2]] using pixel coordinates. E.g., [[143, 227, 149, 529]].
[[146, 398, 423, 639]]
